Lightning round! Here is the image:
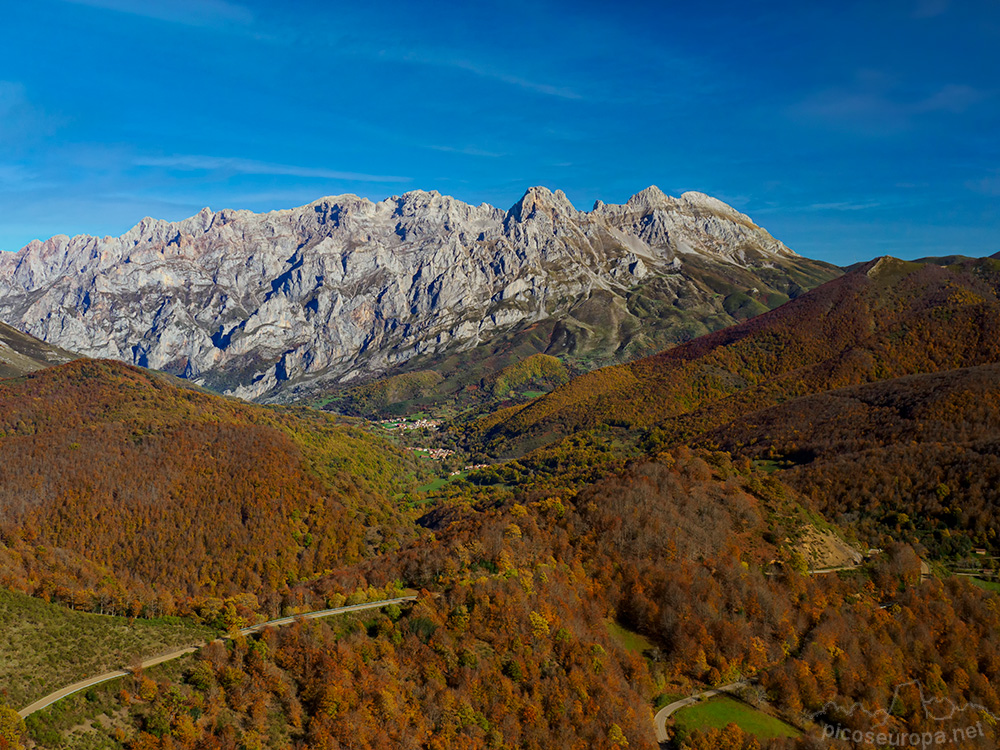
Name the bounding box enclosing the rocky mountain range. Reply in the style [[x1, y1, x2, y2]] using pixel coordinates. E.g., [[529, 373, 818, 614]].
[[0, 186, 839, 400]]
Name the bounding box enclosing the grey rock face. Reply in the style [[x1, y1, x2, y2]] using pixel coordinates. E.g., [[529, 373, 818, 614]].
[[0, 186, 822, 400]]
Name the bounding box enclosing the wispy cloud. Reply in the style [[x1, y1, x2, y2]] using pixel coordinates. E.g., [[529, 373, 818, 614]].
[[808, 201, 883, 211], [134, 155, 411, 183], [966, 173, 1000, 196], [388, 50, 582, 100], [791, 74, 989, 135], [914, 84, 984, 113], [446, 59, 582, 100], [752, 198, 888, 216], [59, 0, 254, 27], [0, 164, 36, 187], [427, 144, 503, 158], [0, 81, 27, 118], [0, 81, 61, 146]]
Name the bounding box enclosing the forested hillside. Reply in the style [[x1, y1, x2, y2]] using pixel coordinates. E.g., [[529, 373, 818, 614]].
[[701, 362, 1000, 556], [0, 360, 421, 621], [16, 446, 999, 749], [4, 256, 1000, 750], [473, 255, 1000, 453]]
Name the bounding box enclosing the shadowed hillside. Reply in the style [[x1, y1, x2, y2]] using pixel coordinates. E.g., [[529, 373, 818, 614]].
[[473, 255, 1000, 454], [700, 362, 1000, 556]]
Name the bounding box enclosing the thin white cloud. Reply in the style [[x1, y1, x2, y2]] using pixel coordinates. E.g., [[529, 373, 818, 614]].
[[427, 145, 503, 158], [0, 81, 61, 144], [808, 201, 883, 211], [134, 155, 411, 183], [914, 84, 984, 114], [0, 164, 36, 187], [0, 81, 28, 118], [60, 0, 254, 27], [448, 59, 582, 100], [391, 50, 582, 100], [753, 199, 887, 215], [791, 79, 990, 134], [966, 173, 1000, 197]]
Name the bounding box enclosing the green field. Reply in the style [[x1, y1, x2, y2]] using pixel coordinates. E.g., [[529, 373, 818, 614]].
[[672, 695, 801, 740], [966, 576, 1000, 594], [752, 459, 791, 474], [605, 619, 655, 655], [0, 587, 213, 709], [416, 471, 468, 493]]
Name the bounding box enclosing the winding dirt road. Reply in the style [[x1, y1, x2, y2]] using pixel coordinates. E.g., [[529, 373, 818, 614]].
[[18, 596, 416, 718], [653, 680, 750, 745]]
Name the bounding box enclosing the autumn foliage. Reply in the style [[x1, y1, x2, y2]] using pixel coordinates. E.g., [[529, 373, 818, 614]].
[[0, 360, 419, 619], [6, 255, 1000, 749], [475, 257, 1000, 453]]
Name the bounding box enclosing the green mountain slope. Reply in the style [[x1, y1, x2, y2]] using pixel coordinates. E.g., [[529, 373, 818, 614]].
[[0, 321, 77, 379]]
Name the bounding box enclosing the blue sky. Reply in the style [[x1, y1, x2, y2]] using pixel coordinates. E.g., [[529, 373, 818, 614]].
[[1, 0, 997, 265]]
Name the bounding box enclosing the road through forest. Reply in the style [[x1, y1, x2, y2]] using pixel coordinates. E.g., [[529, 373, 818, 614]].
[[652, 680, 751, 745], [17, 596, 417, 718]]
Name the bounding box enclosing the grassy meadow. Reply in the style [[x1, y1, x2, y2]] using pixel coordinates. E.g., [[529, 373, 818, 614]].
[[0, 587, 213, 709]]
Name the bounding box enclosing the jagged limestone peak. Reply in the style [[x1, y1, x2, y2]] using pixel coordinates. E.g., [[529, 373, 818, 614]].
[[625, 185, 672, 211], [507, 186, 578, 222], [680, 191, 755, 226], [0, 184, 828, 400]]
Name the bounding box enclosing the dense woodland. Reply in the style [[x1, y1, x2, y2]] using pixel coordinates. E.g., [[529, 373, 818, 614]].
[[0, 361, 422, 621], [11, 438, 1000, 748], [465, 257, 1000, 554], [4, 256, 1000, 748], [473, 257, 1000, 453], [702, 363, 1000, 556]]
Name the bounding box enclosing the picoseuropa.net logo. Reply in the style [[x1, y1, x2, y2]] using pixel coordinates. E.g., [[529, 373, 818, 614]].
[[812, 680, 997, 747]]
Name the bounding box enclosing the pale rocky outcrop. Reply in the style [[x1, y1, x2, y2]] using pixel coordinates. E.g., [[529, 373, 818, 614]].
[[0, 186, 817, 400]]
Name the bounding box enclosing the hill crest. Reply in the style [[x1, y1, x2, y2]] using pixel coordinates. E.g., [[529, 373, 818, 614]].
[[473, 254, 1000, 453]]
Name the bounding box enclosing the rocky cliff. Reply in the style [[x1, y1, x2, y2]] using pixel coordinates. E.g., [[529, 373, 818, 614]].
[[0, 186, 839, 400]]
